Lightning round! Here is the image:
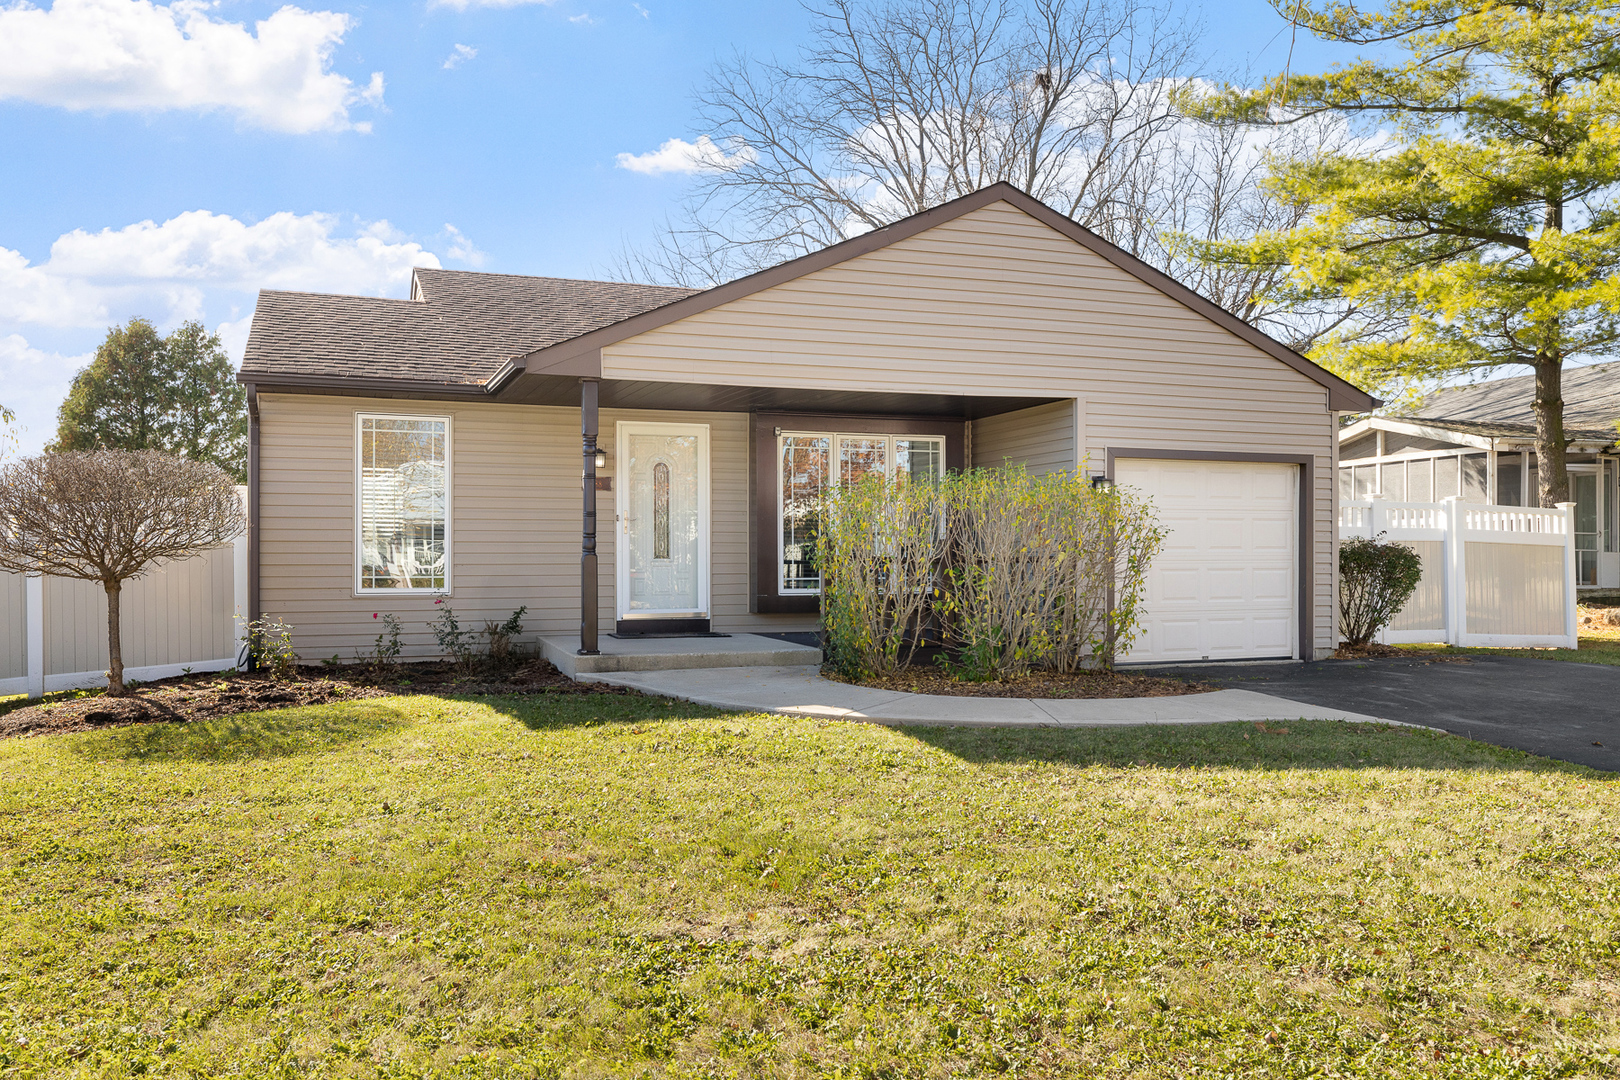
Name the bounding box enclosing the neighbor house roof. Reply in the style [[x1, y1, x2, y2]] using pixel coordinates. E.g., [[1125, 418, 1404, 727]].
[[239, 183, 1376, 412], [1414, 362, 1620, 432], [241, 270, 697, 389]]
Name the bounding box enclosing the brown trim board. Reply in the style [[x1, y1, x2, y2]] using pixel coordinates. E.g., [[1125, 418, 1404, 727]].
[[513, 182, 1376, 414], [1104, 448, 1318, 662], [750, 411, 967, 614], [245, 384, 261, 632]]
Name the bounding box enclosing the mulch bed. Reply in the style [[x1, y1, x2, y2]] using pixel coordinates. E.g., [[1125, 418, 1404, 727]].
[[0, 658, 634, 740], [1334, 642, 1407, 659], [827, 667, 1218, 699]]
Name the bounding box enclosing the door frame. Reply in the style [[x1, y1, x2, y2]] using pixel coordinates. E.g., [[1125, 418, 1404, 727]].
[[614, 421, 712, 624], [1106, 447, 1314, 662]]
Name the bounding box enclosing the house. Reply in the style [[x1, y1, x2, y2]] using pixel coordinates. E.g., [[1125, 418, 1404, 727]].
[[238, 183, 1375, 666], [1338, 362, 1620, 588]]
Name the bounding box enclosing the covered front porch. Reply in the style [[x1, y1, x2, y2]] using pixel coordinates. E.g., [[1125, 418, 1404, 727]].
[[488, 367, 1080, 656]]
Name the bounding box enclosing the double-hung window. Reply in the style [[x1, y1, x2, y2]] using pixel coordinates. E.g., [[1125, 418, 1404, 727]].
[[356, 414, 451, 593], [777, 431, 945, 595]]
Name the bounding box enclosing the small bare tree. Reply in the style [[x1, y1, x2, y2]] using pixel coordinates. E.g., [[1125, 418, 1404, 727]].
[[0, 451, 243, 695]]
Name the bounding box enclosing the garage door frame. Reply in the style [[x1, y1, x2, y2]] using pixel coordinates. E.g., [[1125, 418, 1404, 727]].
[[1105, 447, 1316, 663]]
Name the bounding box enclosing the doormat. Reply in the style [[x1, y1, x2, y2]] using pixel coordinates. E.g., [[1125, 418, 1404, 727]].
[[606, 632, 733, 640]]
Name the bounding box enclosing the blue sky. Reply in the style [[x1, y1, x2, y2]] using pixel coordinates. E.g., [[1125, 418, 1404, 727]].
[[0, 0, 1367, 455]]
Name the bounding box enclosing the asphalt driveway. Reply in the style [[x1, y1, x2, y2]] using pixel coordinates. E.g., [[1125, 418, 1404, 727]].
[[1148, 656, 1620, 771]]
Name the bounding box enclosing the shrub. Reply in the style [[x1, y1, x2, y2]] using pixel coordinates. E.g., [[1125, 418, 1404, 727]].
[[362, 613, 404, 671], [430, 600, 476, 670], [818, 466, 1165, 680], [819, 473, 949, 677], [243, 616, 298, 680], [1339, 534, 1424, 646], [484, 606, 528, 665]]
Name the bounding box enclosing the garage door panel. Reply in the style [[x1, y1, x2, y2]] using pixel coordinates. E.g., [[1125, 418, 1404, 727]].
[[1115, 458, 1299, 663]]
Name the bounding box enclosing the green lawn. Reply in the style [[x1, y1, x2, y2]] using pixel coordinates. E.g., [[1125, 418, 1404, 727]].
[[2, 694, 1617, 1079]]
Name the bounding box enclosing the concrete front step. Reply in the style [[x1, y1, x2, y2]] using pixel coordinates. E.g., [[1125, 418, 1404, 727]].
[[539, 633, 822, 677]]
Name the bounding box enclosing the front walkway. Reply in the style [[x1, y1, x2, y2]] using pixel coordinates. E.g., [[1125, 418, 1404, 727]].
[[577, 665, 1396, 727]]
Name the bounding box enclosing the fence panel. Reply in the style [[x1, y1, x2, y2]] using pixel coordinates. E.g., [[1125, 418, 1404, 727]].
[[1339, 496, 1576, 649], [0, 573, 25, 689], [7, 487, 248, 697]]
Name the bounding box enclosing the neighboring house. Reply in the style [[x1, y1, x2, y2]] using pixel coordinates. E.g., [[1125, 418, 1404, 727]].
[[1338, 362, 1620, 588], [239, 183, 1374, 665]]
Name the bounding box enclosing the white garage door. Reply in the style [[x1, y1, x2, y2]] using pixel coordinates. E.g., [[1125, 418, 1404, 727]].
[[1114, 458, 1298, 663]]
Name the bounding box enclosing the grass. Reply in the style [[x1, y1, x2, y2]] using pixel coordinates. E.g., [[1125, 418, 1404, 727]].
[[1, 694, 1617, 1079], [1397, 619, 1620, 666]]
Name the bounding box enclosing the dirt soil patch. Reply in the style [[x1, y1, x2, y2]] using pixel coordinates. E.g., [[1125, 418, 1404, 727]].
[[0, 658, 632, 740], [828, 667, 1217, 699], [1334, 642, 1407, 659]]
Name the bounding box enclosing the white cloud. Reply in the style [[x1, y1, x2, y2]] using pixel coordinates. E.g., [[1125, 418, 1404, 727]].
[[615, 135, 755, 176], [568, 12, 593, 23], [0, 334, 90, 457], [632, 3, 648, 16], [442, 43, 477, 69], [442, 224, 488, 268], [428, 0, 558, 9], [0, 0, 384, 134], [0, 210, 442, 330]]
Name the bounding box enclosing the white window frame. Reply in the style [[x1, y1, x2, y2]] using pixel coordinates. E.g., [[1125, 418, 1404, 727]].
[[354, 411, 453, 596], [775, 430, 946, 596]]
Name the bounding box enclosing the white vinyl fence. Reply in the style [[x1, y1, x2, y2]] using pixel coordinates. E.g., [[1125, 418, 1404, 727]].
[[1339, 497, 1577, 649], [1, 491, 249, 698]]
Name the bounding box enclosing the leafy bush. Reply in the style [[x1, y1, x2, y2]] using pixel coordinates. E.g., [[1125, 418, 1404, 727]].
[[243, 616, 298, 680], [819, 466, 1165, 680], [430, 600, 477, 670], [1339, 534, 1424, 646], [362, 613, 404, 671], [484, 606, 529, 665]]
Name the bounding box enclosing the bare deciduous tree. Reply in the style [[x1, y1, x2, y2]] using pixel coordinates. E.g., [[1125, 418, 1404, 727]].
[[619, 0, 1205, 286], [0, 451, 244, 695]]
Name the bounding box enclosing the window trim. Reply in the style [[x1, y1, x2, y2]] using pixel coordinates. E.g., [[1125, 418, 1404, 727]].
[[750, 411, 965, 615], [354, 411, 453, 596]]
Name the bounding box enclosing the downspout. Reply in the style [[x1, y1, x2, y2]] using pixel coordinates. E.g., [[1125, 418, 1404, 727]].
[[246, 383, 261, 629]]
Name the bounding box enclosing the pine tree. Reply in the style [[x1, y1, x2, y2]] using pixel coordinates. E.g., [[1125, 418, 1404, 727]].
[[1190, 0, 1620, 506]]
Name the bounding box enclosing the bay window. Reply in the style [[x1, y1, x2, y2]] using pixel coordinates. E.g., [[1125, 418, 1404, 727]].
[[356, 414, 450, 593]]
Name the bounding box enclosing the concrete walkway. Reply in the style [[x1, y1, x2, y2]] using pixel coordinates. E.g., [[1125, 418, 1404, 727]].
[[579, 665, 1398, 727]]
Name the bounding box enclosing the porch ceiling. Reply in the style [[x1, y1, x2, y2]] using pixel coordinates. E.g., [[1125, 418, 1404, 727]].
[[489, 372, 1064, 419]]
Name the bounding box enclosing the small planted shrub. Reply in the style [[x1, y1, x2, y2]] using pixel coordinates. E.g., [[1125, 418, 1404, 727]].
[[243, 616, 298, 680], [363, 612, 404, 672], [430, 600, 477, 670], [1339, 534, 1424, 646], [484, 606, 529, 665]]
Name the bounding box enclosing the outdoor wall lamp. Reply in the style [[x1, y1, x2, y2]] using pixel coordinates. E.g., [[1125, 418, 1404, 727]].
[[595, 450, 608, 469]]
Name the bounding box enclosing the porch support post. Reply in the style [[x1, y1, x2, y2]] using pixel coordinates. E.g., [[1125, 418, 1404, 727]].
[[579, 378, 601, 655]]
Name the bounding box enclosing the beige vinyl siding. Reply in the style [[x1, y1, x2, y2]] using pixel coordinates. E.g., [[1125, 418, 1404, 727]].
[[602, 200, 1338, 656], [0, 573, 24, 680], [42, 549, 238, 676], [971, 401, 1076, 475], [258, 394, 814, 660]]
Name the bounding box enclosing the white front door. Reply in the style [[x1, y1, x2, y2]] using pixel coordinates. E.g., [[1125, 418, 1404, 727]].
[[1114, 458, 1299, 663], [615, 422, 711, 621]]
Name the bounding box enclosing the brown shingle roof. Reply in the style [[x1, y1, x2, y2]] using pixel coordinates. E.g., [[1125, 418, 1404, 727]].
[[241, 269, 697, 387], [1416, 362, 1620, 433]]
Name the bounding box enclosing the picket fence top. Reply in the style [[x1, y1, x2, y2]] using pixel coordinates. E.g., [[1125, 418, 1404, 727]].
[[1340, 498, 1572, 537]]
